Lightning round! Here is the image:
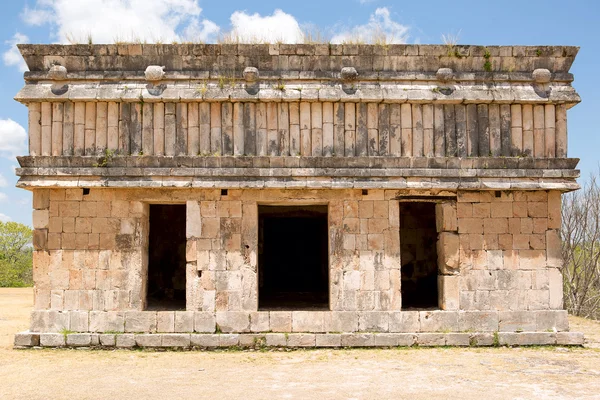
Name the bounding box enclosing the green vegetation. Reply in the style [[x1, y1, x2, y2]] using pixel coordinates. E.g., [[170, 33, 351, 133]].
[[482, 48, 492, 72], [561, 170, 600, 321], [93, 148, 115, 167], [0, 221, 33, 287]]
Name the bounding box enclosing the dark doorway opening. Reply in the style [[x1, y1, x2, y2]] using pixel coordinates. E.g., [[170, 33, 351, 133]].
[[147, 204, 187, 310], [400, 202, 439, 309], [258, 205, 329, 310]]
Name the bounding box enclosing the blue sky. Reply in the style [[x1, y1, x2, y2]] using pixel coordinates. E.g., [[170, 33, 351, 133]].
[[0, 0, 598, 226]]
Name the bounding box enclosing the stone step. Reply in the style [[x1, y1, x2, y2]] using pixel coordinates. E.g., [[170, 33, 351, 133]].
[[14, 331, 585, 349]]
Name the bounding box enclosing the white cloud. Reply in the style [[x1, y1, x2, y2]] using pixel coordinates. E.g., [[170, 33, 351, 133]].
[[0, 213, 11, 222], [0, 193, 8, 202], [22, 0, 219, 43], [0, 119, 28, 158], [0, 174, 7, 187], [184, 18, 220, 42], [228, 9, 304, 43], [331, 7, 409, 44], [3, 32, 29, 72]]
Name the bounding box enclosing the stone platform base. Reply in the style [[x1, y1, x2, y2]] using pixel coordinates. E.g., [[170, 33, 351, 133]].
[[14, 331, 584, 349]]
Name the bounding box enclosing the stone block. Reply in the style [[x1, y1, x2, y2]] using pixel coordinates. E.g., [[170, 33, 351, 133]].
[[323, 312, 358, 332], [358, 312, 389, 332], [250, 312, 270, 332], [40, 333, 66, 347], [445, 333, 470, 346], [135, 334, 162, 347], [292, 311, 325, 332], [470, 333, 495, 346], [70, 311, 89, 332], [546, 230, 561, 268], [162, 334, 191, 347], [157, 311, 175, 333], [30, 310, 70, 333], [191, 334, 219, 347], [174, 311, 194, 332], [66, 333, 92, 347], [33, 210, 49, 229], [33, 190, 50, 210], [435, 202, 457, 232], [219, 334, 240, 347], [90, 334, 100, 346], [239, 334, 266, 347], [548, 268, 563, 309], [341, 333, 375, 347], [534, 310, 568, 332], [186, 201, 201, 238], [89, 311, 124, 333], [556, 332, 584, 346], [438, 275, 459, 310], [437, 232, 460, 274], [396, 333, 417, 347], [498, 332, 556, 346], [547, 191, 561, 229], [373, 333, 399, 346], [216, 311, 250, 332], [14, 332, 40, 347], [458, 311, 499, 332], [499, 311, 536, 332], [269, 311, 292, 332], [194, 312, 216, 333], [265, 333, 286, 347], [388, 312, 419, 332], [125, 311, 157, 333], [99, 334, 116, 346], [419, 311, 459, 332], [316, 334, 342, 347], [287, 333, 316, 347], [417, 333, 445, 346], [458, 218, 483, 234]]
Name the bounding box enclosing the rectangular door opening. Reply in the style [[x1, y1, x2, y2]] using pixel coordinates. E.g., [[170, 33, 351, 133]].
[[400, 202, 439, 309], [147, 204, 187, 311], [258, 205, 329, 311]]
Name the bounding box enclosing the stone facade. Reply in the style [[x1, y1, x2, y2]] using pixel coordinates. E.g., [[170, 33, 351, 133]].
[[13, 44, 583, 347]]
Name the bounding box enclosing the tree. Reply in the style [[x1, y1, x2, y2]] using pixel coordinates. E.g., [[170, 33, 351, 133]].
[[561, 171, 600, 320], [0, 221, 33, 287]]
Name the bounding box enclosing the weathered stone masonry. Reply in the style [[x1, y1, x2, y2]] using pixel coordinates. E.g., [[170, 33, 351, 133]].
[[13, 43, 584, 347]]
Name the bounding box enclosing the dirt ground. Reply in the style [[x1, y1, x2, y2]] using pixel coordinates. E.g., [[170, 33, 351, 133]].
[[1, 288, 600, 400]]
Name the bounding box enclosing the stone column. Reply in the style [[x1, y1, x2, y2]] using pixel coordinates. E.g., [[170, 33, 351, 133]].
[[436, 201, 460, 310]]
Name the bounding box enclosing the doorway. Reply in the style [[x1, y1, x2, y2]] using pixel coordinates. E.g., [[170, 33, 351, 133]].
[[146, 204, 187, 310], [258, 205, 329, 310]]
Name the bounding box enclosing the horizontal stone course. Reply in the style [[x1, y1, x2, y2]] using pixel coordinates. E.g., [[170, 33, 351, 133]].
[[17, 331, 584, 348], [18, 44, 579, 74], [28, 309, 574, 334], [16, 156, 580, 170]]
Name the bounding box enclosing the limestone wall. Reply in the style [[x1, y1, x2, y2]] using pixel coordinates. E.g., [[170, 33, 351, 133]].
[[31, 187, 563, 314], [456, 190, 562, 311], [27, 101, 568, 159]]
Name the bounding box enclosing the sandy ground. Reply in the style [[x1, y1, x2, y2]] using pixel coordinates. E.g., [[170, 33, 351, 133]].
[[1, 288, 600, 400]]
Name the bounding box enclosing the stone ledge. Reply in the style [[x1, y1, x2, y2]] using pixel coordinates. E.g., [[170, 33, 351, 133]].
[[14, 83, 581, 106], [28, 310, 571, 334], [15, 167, 581, 179], [17, 44, 578, 74], [15, 331, 585, 349], [16, 156, 581, 170], [16, 176, 580, 191], [22, 70, 577, 84]]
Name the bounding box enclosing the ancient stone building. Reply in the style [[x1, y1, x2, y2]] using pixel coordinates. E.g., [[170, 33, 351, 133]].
[[13, 43, 584, 348]]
